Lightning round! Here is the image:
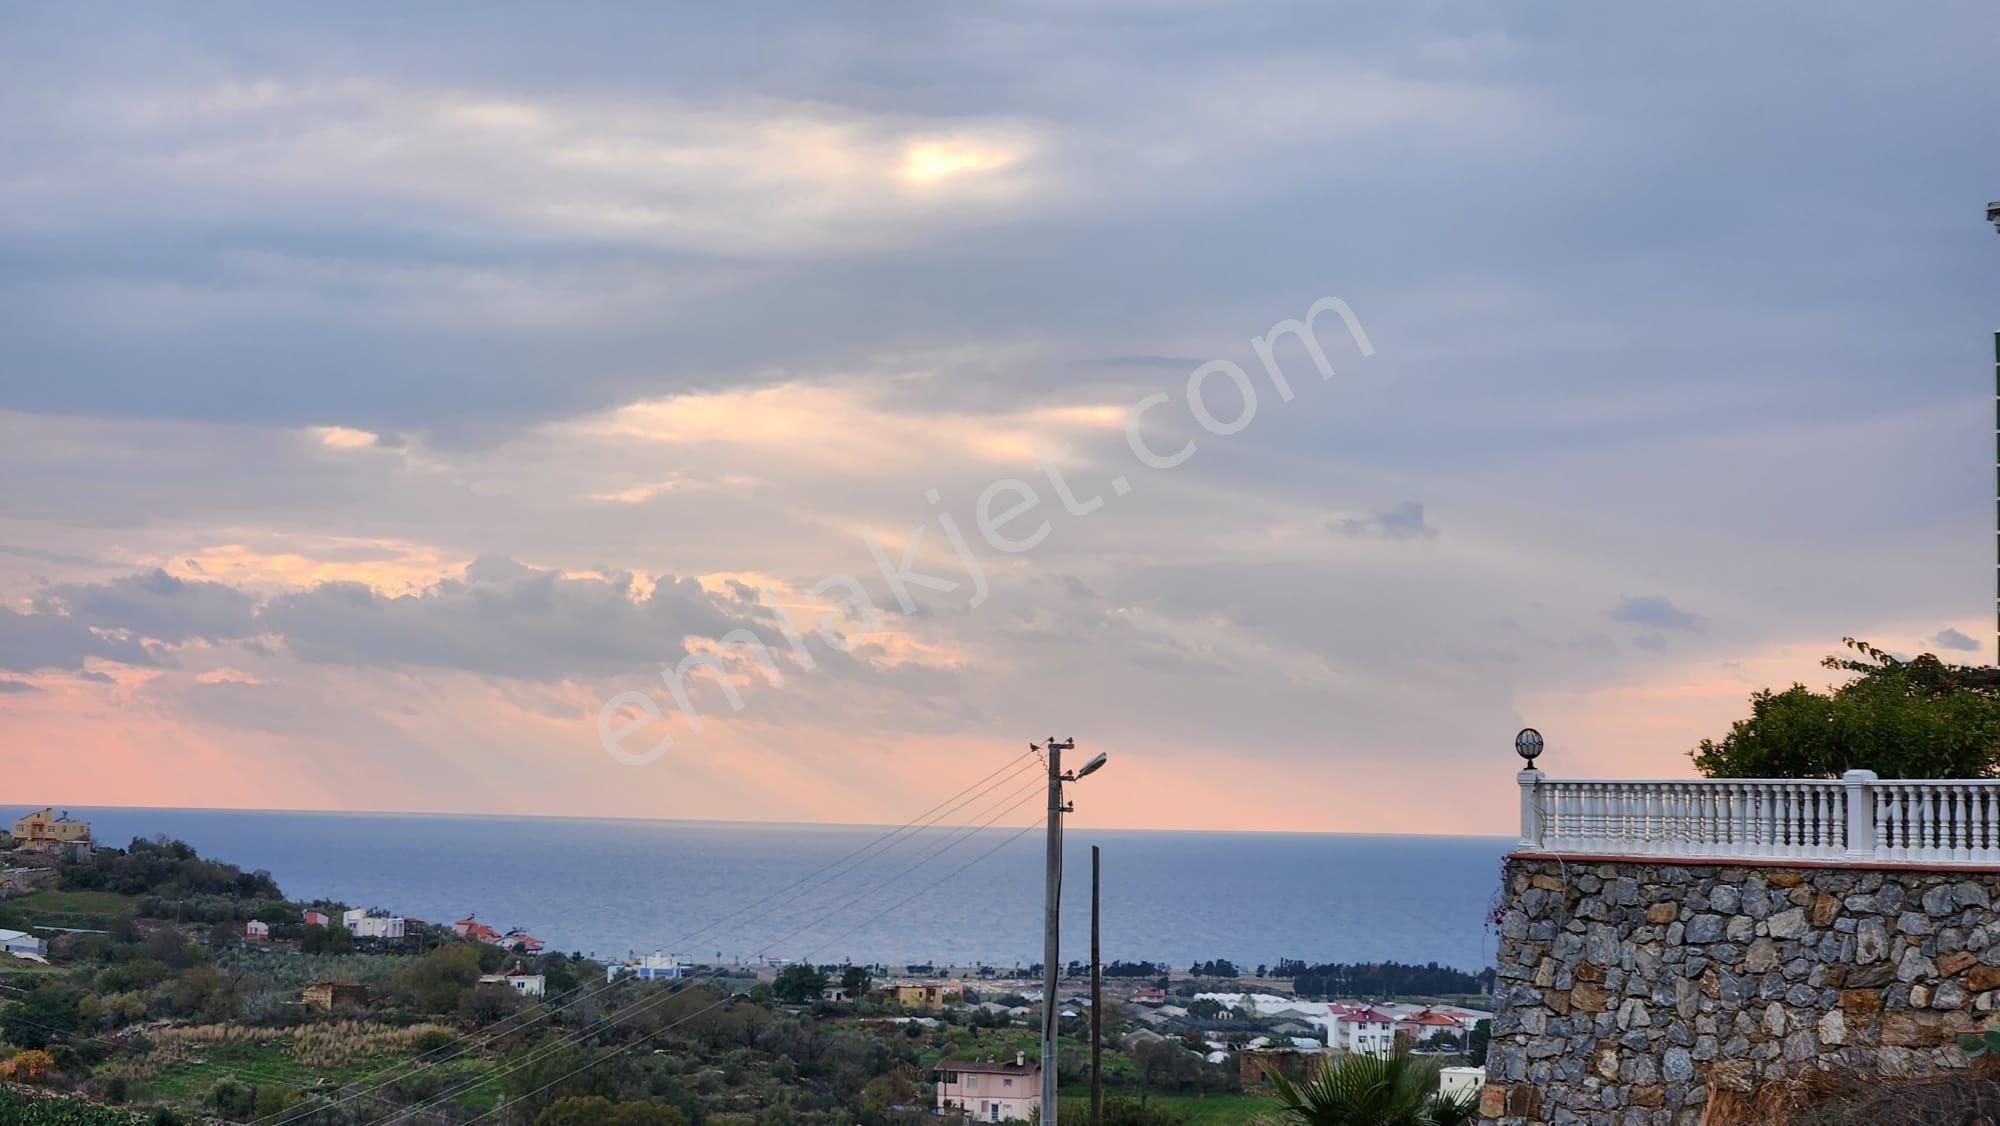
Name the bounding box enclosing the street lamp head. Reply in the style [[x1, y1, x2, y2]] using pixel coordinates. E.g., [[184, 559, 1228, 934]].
[[1515, 728, 1544, 768], [1073, 753, 1109, 780]]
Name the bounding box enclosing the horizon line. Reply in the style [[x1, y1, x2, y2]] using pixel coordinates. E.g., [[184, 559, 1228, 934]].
[[4, 798, 1514, 843]]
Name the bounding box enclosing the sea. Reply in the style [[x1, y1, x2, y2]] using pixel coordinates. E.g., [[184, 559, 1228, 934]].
[[46, 807, 1510, 974]]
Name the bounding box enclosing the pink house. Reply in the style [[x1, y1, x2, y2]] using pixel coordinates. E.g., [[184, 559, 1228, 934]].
[[936, 1054, 1040, 1122], [302, 910, 330, 927]]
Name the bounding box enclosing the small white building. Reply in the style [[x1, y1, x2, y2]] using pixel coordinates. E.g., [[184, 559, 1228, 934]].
[[0, 928, 47, 958], [1440, 1066, 1486, 1102], [480, 968, 547, 997], [245, 920, 271, 941], [936, 1054, 1040, 1122], [608, 952, 687, 983]]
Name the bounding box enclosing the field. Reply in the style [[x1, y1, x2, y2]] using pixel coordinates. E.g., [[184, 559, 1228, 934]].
[[0, 890, 135, 931], [98, 1021, 501, 1113]]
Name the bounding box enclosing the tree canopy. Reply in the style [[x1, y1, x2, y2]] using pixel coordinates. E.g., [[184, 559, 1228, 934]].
[[1692, 639, 2000, 779]]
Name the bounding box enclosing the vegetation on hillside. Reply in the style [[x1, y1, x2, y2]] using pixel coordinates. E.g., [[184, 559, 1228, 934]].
[[1693, 638, 2000, 779]]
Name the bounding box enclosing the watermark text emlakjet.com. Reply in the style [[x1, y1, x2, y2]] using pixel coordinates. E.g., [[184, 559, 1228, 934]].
[[599, 297, 1374, 765]]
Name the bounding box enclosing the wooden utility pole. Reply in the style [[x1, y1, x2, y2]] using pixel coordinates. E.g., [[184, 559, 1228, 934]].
[[1091, 845, 1102, 1126]]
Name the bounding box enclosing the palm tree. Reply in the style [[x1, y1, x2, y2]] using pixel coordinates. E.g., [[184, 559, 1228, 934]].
[[1265, 1051, 1479, 1126]]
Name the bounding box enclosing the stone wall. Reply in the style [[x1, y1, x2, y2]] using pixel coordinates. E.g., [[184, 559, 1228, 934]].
[[0, 865, 55, 897], [1482, 856, 2000, 1125]]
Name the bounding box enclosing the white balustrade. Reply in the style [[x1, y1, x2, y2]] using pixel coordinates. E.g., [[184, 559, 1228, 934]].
[[1516, 770, 2000, 867]]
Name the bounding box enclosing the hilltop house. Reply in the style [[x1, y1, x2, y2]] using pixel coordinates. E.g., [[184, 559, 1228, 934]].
[[342, 908, 406, 940], [454, 914, 503, 943], [9, 808, 89, 850], [936, 1053, 1040, 1122], [302, 910, 331, 927], [501, 928, 544, 953], [479, 966, 547, 998], [245, 920, 271, 942]]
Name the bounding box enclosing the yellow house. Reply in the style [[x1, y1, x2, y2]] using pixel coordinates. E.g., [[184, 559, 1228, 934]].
[[889, 980, 964, 1008], [10, 808, 90, 845]]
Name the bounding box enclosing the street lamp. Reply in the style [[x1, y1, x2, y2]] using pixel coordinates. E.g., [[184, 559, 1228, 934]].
[[1515, 727, 1544, 769], [1035, 737, 1108, 1126]]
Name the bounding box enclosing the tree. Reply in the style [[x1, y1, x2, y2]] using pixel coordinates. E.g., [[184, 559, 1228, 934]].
[[300, 923, 353, 955], [2, 987, 79, 1049], [1693, 639, 2000, 779], [539, 1097, 688, 1126], [1266, 1051, 1477, 1126], [840, 964, 872, 999], [772, 963, 829, 1005], [1466, 1020, 1490, 1068]]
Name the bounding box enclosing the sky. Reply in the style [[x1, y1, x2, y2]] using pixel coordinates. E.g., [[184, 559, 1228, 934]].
[[0, 3, 1995, 835]]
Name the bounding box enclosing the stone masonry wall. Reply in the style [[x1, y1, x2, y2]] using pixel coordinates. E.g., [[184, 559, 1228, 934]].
[[1482, 856, 2000, 1125]]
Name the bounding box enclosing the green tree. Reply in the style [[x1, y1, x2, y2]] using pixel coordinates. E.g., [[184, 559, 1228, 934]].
[[772, 963, 828, 1004], [300, 923, 353, 955], [538, 1097, 688, 1126], [1266, 1051, 1477, 1126], [1692, 639, 2000, 779], [840, 964, 872, 999]]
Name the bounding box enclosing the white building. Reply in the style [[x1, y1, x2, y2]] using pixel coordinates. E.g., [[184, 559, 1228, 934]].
[[0, 928, 46, 958], [936, 1054, 1040, 1122], [343, 909, 406, 940], [245, 920, 271, 941], [608, 952, 687, 983], [480, 969, 547, 997], [1440, 1067, 1486, 1102], [1321, 1004, 1397, 1056]]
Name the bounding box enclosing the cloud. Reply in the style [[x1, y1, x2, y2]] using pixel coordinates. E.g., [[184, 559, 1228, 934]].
[[1330, 501, 1438, 541], [1609, 596, 1704, 633], [1931, 627, 1980, 652], [0, 606, 159, 674], [258, 556, 761, 680], [0, 677, 38, 694], [36, 569, 260, 644]]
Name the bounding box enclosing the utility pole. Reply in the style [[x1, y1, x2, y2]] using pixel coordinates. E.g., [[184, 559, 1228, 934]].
[[1091, 845, 1103, 1126], [1041, 736, 1072, 1126], [1036, 736, 1107, 1126]]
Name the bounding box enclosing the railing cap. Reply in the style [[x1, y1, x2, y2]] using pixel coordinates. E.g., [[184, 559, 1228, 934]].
[[1841, 769, 1879, 782]]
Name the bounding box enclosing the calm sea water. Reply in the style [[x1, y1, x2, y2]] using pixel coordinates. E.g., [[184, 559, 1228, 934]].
[[46, 807, 1508, 973]]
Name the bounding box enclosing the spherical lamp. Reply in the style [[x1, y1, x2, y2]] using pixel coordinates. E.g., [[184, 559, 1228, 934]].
[[1515, 727, 1544, 768]]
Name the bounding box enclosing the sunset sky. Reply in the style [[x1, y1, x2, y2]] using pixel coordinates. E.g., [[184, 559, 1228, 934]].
[[0, 5, 1993, 835]]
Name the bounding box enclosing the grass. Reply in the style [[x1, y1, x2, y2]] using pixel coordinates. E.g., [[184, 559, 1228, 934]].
[[106, 1024, 500, 1114], [1060, 1087, 1271, 1126], [0, 889, 136, 930]]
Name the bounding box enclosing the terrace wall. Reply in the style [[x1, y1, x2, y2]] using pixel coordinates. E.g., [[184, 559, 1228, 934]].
[[1481, 856, 2000, 1124]]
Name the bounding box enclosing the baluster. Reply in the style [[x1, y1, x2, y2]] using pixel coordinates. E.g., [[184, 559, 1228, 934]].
[[1816, 787, 1831, 854], [1876, 786, 1893, 861], [1904, 788, 1920, 860], [1899, 785, 1914, 861], [1883, 787, 1899, 861], [1976, 788, 1992, 860], [1784, 784, 1800, 856], [1729, 785, 1745, 857], [1956, 788, 1972, 863], [1921, 785, 1938, 862], [1800, 784, 1816, 856], [1648, 783, 1663, 854]]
